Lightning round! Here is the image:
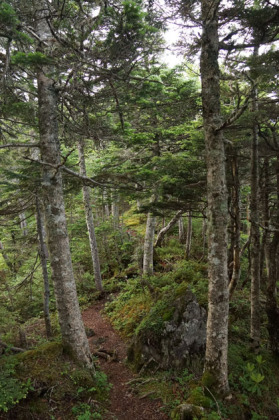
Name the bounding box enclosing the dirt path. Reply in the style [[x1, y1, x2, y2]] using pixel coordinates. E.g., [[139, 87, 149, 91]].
[[82, 301, 169, 420]]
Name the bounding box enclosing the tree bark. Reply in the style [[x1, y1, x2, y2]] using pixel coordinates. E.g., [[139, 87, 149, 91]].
[[19, 212, 28, 236], [200, 0, 230, 395], [250, 46, 261, 349], [78, 139, 104, 293], [229, 154, 241, 299], [178, 215, 185, 243], [36, 5, 93, 368], [260, 158, 269, 281], [111, 190, 119, 229], [266, 155, 279, 354], [185, 211, 192, 260], [155, 210, 183, 248], [143, 197, 157, 276], [36, 195, 52, 338]]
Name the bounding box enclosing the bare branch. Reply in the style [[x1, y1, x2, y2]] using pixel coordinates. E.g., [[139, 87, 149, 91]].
[[0, 143, 40, 149]]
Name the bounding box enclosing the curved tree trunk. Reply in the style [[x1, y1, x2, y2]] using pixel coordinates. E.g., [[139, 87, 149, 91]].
[[78, 139, 103, 293], [155, 210, 183, 248], [200, 0, 230, 396], [36, 5, 93, 368]]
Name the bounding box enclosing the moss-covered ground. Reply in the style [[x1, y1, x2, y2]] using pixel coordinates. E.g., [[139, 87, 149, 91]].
[[0, 342, 111, 419]]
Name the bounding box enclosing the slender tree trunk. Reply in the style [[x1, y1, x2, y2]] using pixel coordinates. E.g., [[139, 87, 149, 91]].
[[36, 6, 93, 368], [111, 190, 119, 229], [19, 212, 28, 236], [185, 211, 192, 260], [103, 189, 110, 218], [200, 0, 230, 395], [260, 158, 269, 280], [143, 196, 157, 275], [178, 215, 185, 243], [155, 210, 183, 248], [229, 155, 241, 298], [78, 139, 103, 293], [250, 46, 261, 349], [200, 217, 207, 261], [36, 195, 52, 338], [266, 155, 279, 354]]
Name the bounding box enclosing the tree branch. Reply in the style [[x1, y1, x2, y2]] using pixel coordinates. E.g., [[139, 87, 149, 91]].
[[0, 143, 40, 149]]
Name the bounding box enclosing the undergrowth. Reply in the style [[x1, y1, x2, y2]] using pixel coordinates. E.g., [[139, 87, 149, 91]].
[[0, 342, 111, 419]]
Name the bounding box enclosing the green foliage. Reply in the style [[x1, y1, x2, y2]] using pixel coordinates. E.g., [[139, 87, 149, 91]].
[[11, 51, 53, 67], [0, 342, 110, 418], [106, 258, 208, 338], [72, 402, 103, 419], [0, 358, 32, 412], [0, 2, 18, 26], [239, 360, 265, 396]]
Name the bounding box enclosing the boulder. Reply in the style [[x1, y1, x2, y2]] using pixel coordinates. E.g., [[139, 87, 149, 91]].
[[128, 288, 207, 370]]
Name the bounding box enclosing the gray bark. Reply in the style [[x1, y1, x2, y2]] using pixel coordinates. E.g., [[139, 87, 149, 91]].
[[155, 210, 183, 248], [103, 190, 110, 218], [178, 216, 185, 244], [250, 46, 261, 349], [19, 212, 28, 236], [111, 190, 119, 229], [36, 195, 52, 338], [266, 155, 279, 353], [229, 155, 241, 299], [200, 0, 230, 395], [36, 5, 93, 368], [78, 139, 103, 293], [201, 217, 207, 261], [143, 201, 156, 276], [185, 211, 192, 260]]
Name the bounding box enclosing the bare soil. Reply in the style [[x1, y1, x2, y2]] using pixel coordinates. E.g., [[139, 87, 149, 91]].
[[82, 300, 169, 420]]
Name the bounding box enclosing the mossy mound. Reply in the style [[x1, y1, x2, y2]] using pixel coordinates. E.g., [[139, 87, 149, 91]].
[[0, 341, 110, 419], [128, 289, 206, 371]]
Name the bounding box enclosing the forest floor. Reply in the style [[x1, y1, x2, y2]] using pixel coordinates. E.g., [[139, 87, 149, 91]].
[[82, 299, 169, 420]]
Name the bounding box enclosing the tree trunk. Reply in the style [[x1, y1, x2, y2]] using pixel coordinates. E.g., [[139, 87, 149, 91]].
[[143, 200, 157, 276], [103, 189, 110, 219], [36, 195, 52, 338], [111, 190, 119, 229], [155, 210, 183, 248], [178, 215, 185, 243], [185, 211, 192, 260], [200, 0, 230, 396], [19, 212, 28, 236], [36, 6, 93, 368], [250, 46, 261, 349], [229, 154, 241, 299], [266, 155, 279, 354], [260, 158, 269, 281], [78, 139, 103, 293]]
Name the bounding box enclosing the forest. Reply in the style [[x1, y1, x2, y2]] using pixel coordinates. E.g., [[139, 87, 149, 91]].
[[0, 0, 279, 419]]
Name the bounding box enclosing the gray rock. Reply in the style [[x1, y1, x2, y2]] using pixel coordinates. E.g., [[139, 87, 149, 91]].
[[128, 288, 207, 370]]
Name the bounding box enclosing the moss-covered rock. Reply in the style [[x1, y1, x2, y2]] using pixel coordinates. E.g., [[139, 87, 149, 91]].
[[128, 288, 207, 371], [171, 402, 205, 420]]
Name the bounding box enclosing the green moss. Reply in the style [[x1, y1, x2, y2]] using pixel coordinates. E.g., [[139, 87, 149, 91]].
[[2, 341, 110, 418], [175, 282, 190, 298], [186, 387, 211, 408], [201, 371, 218, 389], [171, 403, 204, 420]]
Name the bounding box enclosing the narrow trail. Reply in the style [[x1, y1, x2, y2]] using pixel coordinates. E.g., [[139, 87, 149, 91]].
[[82, 301, 169, 420]]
